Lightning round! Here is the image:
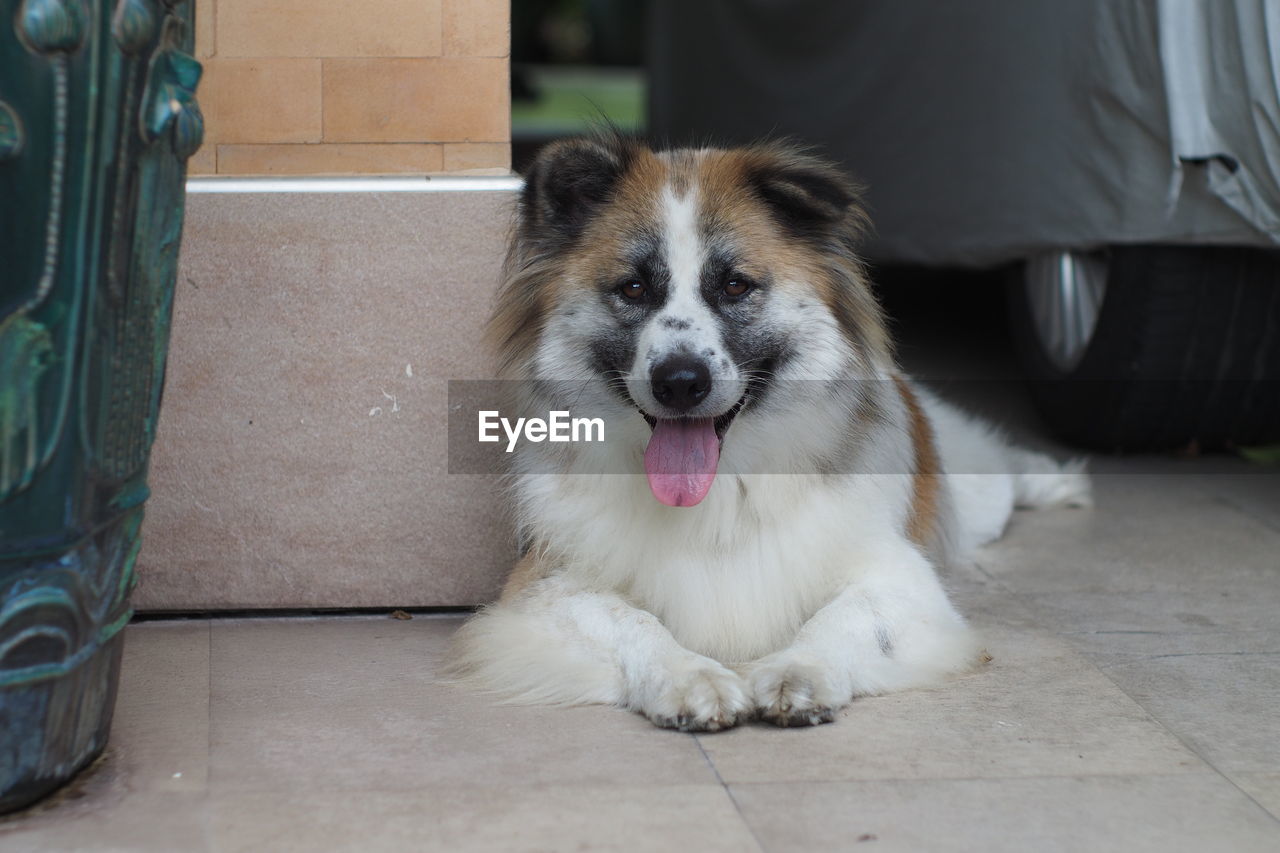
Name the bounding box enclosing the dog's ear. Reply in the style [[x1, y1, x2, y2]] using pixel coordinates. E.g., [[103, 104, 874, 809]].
[[521, 135, 636, 240], [746, 145, 867, 239]]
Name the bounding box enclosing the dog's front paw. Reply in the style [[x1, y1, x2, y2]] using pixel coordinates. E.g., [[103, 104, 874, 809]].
[[639, 657, 752, 733], [748, 654, 848, 727]]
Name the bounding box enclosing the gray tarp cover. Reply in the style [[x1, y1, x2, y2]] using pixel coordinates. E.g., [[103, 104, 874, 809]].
[[647, 0, 1280, 266]]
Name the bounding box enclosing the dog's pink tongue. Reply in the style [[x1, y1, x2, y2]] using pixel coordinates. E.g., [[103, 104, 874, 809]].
[[643, 418, 720, 507]]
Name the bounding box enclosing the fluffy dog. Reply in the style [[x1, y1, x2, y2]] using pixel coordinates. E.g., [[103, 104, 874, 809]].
[[450, 135, 1089, 730]]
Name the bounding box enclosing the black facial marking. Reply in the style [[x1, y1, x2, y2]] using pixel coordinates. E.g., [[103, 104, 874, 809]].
[[589, 334, 637, 408], [747, 154, 857, 240], [721, 321, 788, 401], [698, 247, 764, 310], [660, 317, 691, 330], [622, 230, 664, 272], [587, 231, 665, 395]]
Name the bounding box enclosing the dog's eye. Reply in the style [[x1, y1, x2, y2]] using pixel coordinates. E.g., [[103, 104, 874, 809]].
[[723, 277, 753, 298], [619, 280, 646, 300]]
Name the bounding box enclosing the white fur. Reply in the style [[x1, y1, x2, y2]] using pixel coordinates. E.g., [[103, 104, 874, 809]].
[[919, 387, 1092, 555], [451, 164, 1091, 730], [452, 387, 1089, 730]]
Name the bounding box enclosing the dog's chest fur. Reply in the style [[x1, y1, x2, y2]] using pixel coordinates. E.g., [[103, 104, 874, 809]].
[[519, 468, 913, 663]]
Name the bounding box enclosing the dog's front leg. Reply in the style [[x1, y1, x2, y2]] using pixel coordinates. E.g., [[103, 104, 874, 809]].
[[452, 573, 752, 732], [745, 543, 978, 727]]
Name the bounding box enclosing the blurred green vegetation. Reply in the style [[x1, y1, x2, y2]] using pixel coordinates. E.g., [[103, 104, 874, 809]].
[[511, 66, 645, 136], [1240, 445, 1280, 466]]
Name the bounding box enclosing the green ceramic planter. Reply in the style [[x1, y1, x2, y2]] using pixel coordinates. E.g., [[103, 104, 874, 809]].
[[0, 0, 201, 812]]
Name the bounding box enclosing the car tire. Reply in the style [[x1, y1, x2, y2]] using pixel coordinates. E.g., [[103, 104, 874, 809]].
[[1008, 245, 1280, 452]]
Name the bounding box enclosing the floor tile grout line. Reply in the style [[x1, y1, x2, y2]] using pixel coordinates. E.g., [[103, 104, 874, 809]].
[[1095, 651, 1280, 671], [170, 772, 1276, 807], [968, 557, 1061, 628], [205, 619, 214, 804], [1029, 606, 1280, 829], [1210, 491, 1280, 537], [693, 735, 771, 853], [968, 558, 1020, 595], [1182, 471, 1280, 537], [166, 769, 1244, 798], [1094, 675, 1280, 827], [137, 609, 1280, 831], [720, 769, 1244, 787], [973, 558, 1280, 827], [968, 577, 1280, 651]]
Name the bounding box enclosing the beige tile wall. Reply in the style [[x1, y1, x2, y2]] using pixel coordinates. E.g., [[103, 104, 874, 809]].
[[191, 0, 511, 176]]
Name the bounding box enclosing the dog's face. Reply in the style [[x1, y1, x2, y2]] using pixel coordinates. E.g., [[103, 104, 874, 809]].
[[492, 136, 891, 506]]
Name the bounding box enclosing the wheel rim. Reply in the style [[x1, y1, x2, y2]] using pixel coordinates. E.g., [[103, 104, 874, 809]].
[[1024, 250, 1108, 372]]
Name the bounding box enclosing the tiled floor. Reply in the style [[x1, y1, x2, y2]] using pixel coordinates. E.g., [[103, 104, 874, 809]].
[[2, 460, 1278, 851]]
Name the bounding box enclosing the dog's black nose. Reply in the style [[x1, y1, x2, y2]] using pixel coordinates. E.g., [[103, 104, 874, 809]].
[[651, 355, 712, 413]]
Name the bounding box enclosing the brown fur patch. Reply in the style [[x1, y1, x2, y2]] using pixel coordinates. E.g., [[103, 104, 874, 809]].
[[894, 376, 943, 548], [692, 145, 891, 366]]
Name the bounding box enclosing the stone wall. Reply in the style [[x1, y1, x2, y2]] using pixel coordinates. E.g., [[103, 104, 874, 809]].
[[188, 0, 510, 176]]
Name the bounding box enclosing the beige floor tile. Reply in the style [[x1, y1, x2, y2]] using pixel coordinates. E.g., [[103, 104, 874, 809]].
[[110, 623, 211, 792], [1012, 584, 1280, 638], [698, 624, 1199, 784], [0, 789, 211, 852], [1234, 773, 1280, 820], [209, 785, 760, 853], [977, 471, 1280, 630], [729, 775, 1280, 853], [0, 625, 210, 846], [208, 617, 717, 792], [981, 477, 1280, 779], [1060, 627, 1280, 664], [1093, 643, 1280, 774], [1195, 472, 1280, 535], [979, 472, 1280, 601], [946, 576, 1046, 633]]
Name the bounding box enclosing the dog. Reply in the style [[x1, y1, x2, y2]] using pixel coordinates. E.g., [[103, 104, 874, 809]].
[[450, 134, 1090, 730]]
